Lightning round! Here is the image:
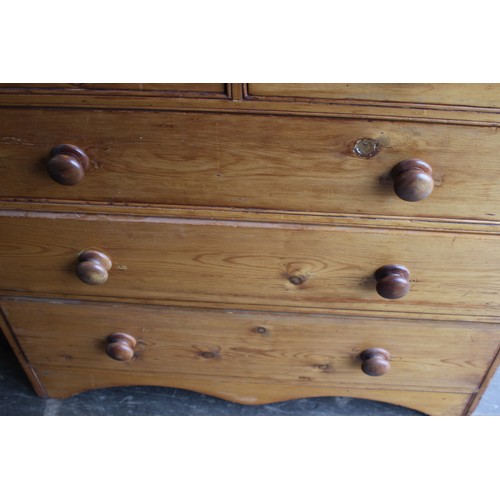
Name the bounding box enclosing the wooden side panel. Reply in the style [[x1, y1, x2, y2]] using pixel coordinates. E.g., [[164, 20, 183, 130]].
[[1, 299, 498, 395], [248, 83, 500, 108], [0, 305, 47, 397], [2, 109, 500, 221], [2, 214, 500, 317], [464, 344, 500, 414]]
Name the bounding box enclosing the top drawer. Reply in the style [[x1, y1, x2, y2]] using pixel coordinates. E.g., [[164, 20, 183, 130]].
[[0, 83, 226, 95], [1, 108, 500, 221], [248, 84, 500, 108]]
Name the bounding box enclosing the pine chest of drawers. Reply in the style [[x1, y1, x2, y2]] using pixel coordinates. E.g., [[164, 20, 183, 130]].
[[1, 83, 500, 415]]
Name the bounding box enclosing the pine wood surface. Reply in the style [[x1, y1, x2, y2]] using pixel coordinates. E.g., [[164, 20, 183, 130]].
[[1, 212, 500, 318], [248, 83, 500, 108], [2, 109, 500, 221], [3, 200, 500, 235], [1, 299, 496, 412], [0, 83, 226, 94], [33, 369, 477, 415], [2, 84, 500, 126], [31, 367, 474, 415], [1, 83, 500, 415]]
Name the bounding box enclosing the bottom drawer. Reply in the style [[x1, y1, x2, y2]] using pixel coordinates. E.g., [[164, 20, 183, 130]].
[[1, 299, 498, 415]]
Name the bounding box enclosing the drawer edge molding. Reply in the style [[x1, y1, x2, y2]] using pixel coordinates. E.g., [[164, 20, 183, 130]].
[[3, 202, 500, 234], [2, 95, 500, 126]]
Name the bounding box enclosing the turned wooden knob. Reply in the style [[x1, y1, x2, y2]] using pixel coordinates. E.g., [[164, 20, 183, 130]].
[[360, 348, 391, 376], [106, 333, 136, 361], [76, 250, 112, 285], [375, 264, 410, 299], [47, 144, 89, 185], [391, 159, 434, 202]]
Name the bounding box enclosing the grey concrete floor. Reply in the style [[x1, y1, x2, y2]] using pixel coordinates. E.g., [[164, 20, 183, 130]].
[[1, 331, 498, 416]]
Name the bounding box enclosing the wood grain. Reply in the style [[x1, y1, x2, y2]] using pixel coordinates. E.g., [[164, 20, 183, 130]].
[[1, 85, 500, 126], [2, 109, 500, 221], [2, 299, 497, 399], [0, 93, 500, 127], [248, 83, 500, 108], [2, 212, 500, 317], [1, 83, 499, 416], [0, 305, 48, 397], [3, 200, 500, 235], [30, 368, 476, 415], [0, 83, 226, 94]]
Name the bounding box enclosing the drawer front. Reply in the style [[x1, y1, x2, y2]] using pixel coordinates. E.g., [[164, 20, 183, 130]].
[[2, 213, 500, 317], [0, 83, 226, 94], [1, 108, 500, 221], [248, 83, 500, 108], [2, 299, 497, 394]]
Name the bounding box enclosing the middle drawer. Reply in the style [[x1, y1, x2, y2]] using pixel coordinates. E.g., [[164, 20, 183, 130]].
[[1, 213, 500, 317]]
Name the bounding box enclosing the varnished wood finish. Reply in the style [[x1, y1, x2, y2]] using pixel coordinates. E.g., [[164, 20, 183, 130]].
[[1, 300, 498, 400], [375, 265, 411, 300], [465, 344, 500, 415], [248, 83, 500, 108], [106, 333, 137, 361], [391, 159, 434, 202], [46, 144, 89, 186], [0, 83, 227, 94], [3, 109, 500, 221], [0, 305, 48, 397], [3, 87, 500, 127], [4, 199, 500, 235], [76, 250, 112, 286], [1, 84, 500, 416], [360, 348, 391, 376], [2, 213, 500, 317], [31, 367, 475, 415]]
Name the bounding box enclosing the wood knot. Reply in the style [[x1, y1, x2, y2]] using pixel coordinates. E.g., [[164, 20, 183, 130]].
[[313, 363, 333, 372], [288, 274, 308, 285], [254, 326, 270, 336], [200, 351, 217, 359], [196, 346, 222, 360], [352, 138, 381, 158]]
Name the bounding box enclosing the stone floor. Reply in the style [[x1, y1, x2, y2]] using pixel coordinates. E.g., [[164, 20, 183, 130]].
[[1, 331, 498, 416]]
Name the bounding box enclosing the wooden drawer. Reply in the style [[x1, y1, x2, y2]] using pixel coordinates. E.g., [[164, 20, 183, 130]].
[[248, 83, 500, 108], [1, 299, 497, 407], [2, 212, 500, 318], [1, 108, 500, 221], [0, 83, 226, 94]]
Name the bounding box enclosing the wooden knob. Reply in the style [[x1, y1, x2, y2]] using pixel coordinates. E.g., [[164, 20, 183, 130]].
[[360, 348, 391, 376], [375, 264, 410, 300], [391, 159, 434, 202], [76, 250, 112, 285], [47, 144, 89, 185], [106, 333, 136, 361]]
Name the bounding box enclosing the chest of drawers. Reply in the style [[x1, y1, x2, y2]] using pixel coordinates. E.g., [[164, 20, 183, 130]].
[[1, 83, 499, 415]]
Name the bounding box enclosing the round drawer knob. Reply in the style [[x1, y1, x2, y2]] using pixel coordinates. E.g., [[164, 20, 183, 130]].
[[375, 264, 410, 300], [360, 348, 391, 376], [391, 159, 434, 202], [76, 250, 112, 286], [47, 144, 89, 185], [106, 333, 136, 361]]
